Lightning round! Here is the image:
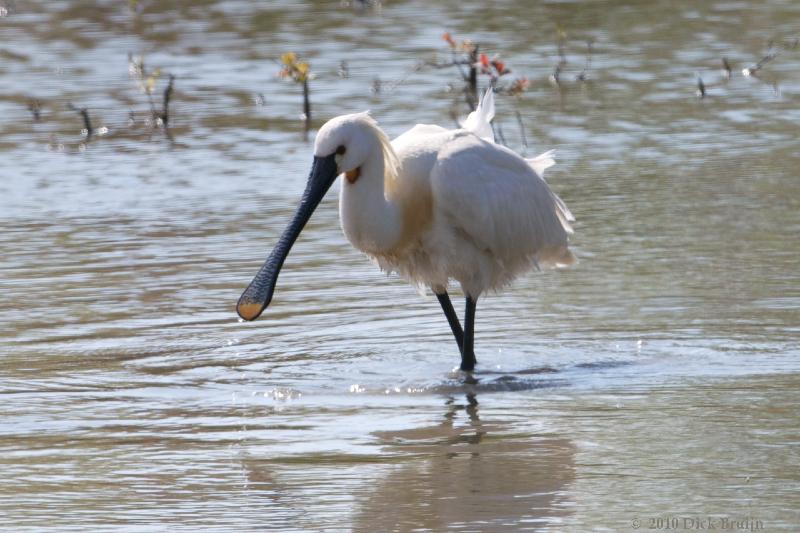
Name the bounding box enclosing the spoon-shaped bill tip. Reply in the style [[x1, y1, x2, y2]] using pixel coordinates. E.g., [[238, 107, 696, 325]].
[[234, 153, 339, 322], [237, 300, 265, 321]]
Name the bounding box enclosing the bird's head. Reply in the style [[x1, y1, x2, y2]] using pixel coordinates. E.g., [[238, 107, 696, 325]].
[[236, 112, 391, 321], [314, 112, 389, 184]]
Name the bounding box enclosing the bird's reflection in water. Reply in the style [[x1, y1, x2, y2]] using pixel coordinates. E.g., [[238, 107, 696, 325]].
[[355, 393, 576, 531]]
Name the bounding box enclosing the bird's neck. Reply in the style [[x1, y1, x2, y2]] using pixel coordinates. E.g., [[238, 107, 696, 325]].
[[339, 146, 403, 254]]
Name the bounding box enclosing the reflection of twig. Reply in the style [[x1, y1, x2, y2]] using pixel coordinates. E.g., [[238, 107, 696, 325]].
[[696, 76, 706, 98], [67, 103, 93, 137]]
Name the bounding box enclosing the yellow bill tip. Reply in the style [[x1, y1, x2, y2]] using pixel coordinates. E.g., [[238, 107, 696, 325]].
[[237, 302, 263, 321]]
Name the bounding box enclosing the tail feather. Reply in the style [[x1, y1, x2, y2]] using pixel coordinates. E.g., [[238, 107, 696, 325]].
[[553, 193, 575, 223], [554, 196, 575, 235], [462, 88, 495, 142], [525, 149, 575, 234], [463, 91, 577, 238], [525, 149, 556, 178]]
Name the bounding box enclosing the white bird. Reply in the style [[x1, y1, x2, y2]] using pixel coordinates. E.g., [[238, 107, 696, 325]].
[[237, 89, 576, 371]]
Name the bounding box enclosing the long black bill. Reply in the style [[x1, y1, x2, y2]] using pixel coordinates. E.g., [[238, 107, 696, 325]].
[[237, 154, 338, 321]]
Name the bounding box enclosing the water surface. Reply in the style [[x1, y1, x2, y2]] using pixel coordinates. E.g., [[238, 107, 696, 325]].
[[1, 0, 799, 530]]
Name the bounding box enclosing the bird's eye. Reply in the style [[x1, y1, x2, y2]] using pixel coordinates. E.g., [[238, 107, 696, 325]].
[[336, 145, 346, 155]]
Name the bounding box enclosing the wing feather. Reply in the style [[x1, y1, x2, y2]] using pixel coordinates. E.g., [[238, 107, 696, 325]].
[[431, 133, 574, 268]]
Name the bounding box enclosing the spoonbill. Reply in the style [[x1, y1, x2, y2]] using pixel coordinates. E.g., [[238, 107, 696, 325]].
[[237, 89, 575, 371]]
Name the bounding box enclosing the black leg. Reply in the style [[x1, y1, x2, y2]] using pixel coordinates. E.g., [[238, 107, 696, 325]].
[[436, 291, 464, 352], [461, 295, 477, 371]]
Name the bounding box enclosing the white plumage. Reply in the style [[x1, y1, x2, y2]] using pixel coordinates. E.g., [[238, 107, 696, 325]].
[[238, 88, 576, 371], [321, 89, 575, 298]]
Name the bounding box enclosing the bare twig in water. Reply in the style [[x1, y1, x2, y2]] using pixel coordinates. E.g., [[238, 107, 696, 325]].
[[549, 26, 569, 88], [556, 27, 568, 68], [278, 52, 312, 132], [549, 63, 562, 87], [698, 36, 798, 97], [499, 77, 530, 97], [349, 0, 382, 12], [448, 106, 460, 129], [467, 45, 479, 99], [436, 33, 481, 106], [722, 57, 732, 79], [494, 121, 507, 147], [302, 78, 311, 126], [740, 36, 797, 78], [160, 74, 174, 126], [27, 99, 42, 121], [741, 38, 794, 77], [128, 53, 166, 121], [576, 40, 594, 82], [436, 33, 521, 111], [424, 58, 471, 70], [379, 61, 424, 94], [67, 103, 93, 137], [738, 38, 798, 95], [1, 1, 18, 16], [742, 50, 778, 77], [338, 60, 349, 79], [696, 76, 706, 98]]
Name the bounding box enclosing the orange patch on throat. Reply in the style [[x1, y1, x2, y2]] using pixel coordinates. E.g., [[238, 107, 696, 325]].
[[345, 167, 361, 184]]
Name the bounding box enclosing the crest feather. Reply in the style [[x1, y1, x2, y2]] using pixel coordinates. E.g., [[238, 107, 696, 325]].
[[355, 111, 399, 183]]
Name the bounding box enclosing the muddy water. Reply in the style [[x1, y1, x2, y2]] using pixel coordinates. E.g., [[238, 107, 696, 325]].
[[1, 0, 799, 531]]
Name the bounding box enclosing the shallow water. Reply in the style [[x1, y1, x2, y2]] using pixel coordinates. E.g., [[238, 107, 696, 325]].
[[2, 0, 799, 530]]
